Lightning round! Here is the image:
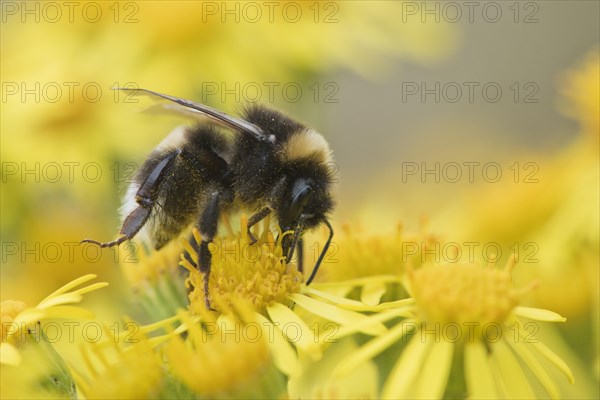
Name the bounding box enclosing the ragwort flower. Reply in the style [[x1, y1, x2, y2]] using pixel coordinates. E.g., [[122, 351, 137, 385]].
[[179, 215, 388, 374], [73, 328, 164, 399], [120, 239, 189, 321], [311, 221, 439, 305], [1, 274, 108, 366], [164, 307, 286, 399], [1, 274, 107, 399], [333, 257, 574, 399]]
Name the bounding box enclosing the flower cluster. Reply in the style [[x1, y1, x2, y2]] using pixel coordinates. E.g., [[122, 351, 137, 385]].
[[2, 213, 578, 399]]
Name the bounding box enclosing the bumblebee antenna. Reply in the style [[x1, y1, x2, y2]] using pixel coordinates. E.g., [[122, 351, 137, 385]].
[[305, 219, 334, 285]]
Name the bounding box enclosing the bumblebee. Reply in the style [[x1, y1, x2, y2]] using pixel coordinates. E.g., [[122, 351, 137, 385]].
[[82, 88, 335, 308]]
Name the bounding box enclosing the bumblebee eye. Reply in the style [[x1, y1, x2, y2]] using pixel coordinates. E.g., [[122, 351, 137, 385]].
[[282, 181, 313, 228], [291, 185, 313, 219]]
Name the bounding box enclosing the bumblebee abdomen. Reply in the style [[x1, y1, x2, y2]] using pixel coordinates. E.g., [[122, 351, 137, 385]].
[[122, 125, 232, 249]]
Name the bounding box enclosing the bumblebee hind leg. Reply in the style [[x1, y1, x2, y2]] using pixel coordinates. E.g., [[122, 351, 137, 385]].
[[81, 206, 152, 248], [81, 151, 180, 248]]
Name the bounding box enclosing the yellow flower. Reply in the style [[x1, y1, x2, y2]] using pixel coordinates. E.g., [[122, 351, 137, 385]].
[[2, 0, 461, 336], [74, 328, 164, 399], [1, 274, 108, 366], [407, 260, 528, 328], [432, 48, 599, 321], [182, 216, 302, 313], [558, 48, 600, 141], [179, 215, 388, 375], [1, 323, 78, 399], [312, 221, 439, 304], [288, 337, 380, 399], [165, 308, 286, 399], [332, 258, 574, 399], [120, 240, 189, 320], [79, 215, 389, 398], [1, 274, 107, 399]]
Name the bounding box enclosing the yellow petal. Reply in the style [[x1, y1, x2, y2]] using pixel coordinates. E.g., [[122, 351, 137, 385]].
[[513, 307, 566, 322], [311, 275, 400, 288], [71, 369, 91, 396], [37, 293, 82, 309], [360, 281, 387, 306], [530, 340, 575, 384], [304, 287, 368, 307], [38, 274, 98, 305], [36, 306, 95, 320], [70, 282, 109, 297], [266, 303, 319, 357], [333, 319, 415, 378], [370, 298, 415, 311], [0, 342, 22, 366], [381, 335, 431, 399], [415, 340, 454, 399], [464, 341, 497, 399], [506, 337, 560, 399], [305, 287, 415, 312], [289, 293, 386, 336], [139, 315, 181, 335], [332, 308, 412, 341], [215, 314, 244, 341], [147, 334, 174, 348], [13, 308, 45, 325], [508, 315, 574, 384], [289, 338, 379, 400], [255, 313, 299, 376], [491, 339, 535, 399]]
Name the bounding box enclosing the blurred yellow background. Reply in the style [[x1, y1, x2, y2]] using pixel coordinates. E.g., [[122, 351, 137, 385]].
[[1, 1, 598, 398]]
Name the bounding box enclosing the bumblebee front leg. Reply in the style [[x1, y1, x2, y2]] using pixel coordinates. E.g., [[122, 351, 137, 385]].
[[81, 151, 180, 248], [196, 191, 221, 310], [247, 207, 271, 244]]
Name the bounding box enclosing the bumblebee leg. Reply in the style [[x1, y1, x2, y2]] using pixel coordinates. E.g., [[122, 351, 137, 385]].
[[197, 191, 221, 310], [247, 207, 271, 244], [284, 223, 302, 264], [297, 238, 304, 274], [81, 206, 152, 248], [81, 151, 180, 248]]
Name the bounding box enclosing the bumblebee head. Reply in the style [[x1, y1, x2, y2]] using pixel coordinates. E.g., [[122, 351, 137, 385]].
[[277, 176, 334, 264]]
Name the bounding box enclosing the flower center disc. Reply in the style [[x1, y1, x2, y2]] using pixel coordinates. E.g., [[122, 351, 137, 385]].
[[183, 217, 303, 313]]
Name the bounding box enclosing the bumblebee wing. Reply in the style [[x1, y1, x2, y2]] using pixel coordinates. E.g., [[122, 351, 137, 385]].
[[142, 102, 218, 121], [113, 87, 268, 142]]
